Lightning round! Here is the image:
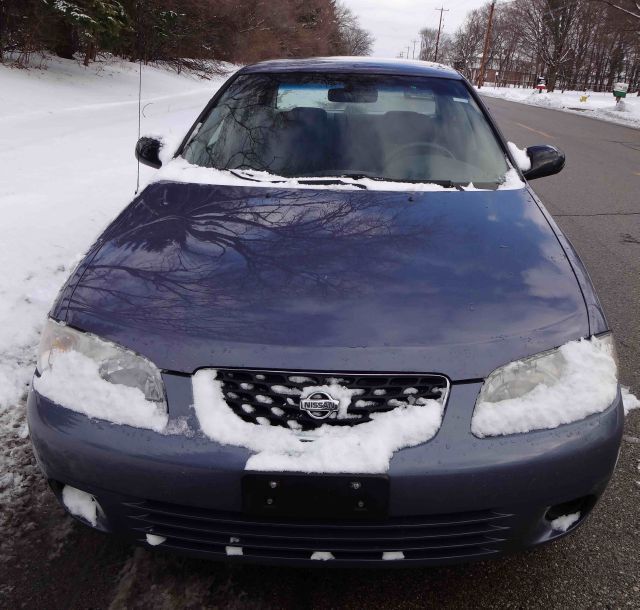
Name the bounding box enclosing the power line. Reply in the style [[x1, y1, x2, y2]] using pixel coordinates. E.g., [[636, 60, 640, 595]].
[[476, 0, 496, 88], [434, 6, 450, 62]]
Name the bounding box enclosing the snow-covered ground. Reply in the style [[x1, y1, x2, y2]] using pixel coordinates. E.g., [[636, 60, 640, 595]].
[[0, 55, 227, 531], [477, 85, 640, 129]]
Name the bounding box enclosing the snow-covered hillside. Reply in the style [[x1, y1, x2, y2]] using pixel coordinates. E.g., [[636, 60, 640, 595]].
[[477, 86, 640, 129], [0, 55, 228, 515]]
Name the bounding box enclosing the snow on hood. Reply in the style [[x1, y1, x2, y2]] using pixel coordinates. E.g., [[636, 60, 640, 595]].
[[154, 157, 526, 192], [192, 369, 444, 474]]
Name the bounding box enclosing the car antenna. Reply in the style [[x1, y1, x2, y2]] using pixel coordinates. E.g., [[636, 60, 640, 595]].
[[135, 58, 142, 194], [135, 1, 143, 195]]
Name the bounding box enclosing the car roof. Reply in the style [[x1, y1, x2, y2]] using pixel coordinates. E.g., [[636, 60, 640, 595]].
[[238, 57, 462, 79]]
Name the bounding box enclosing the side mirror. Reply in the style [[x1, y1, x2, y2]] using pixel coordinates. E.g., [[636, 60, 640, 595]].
[[135, 136, 162, 169], [522, 145, 565, 180]]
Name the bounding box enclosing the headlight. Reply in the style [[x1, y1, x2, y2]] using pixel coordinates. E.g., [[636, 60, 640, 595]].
[[34, 319, 167, 431], [471, 334, 618, 437]]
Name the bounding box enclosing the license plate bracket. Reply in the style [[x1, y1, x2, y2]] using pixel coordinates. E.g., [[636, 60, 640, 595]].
[[242, 473, 389, 520]]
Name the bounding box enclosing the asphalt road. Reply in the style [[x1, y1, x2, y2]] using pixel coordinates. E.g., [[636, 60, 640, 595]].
[[3, 98, 640, 610]]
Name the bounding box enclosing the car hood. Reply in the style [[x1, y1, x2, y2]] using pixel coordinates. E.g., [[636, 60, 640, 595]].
[[56, 181, 588, 380]]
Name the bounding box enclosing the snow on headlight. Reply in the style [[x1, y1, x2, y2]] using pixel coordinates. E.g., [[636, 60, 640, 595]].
[[471, 335, 623, 437], [34, 319, 168, 432]]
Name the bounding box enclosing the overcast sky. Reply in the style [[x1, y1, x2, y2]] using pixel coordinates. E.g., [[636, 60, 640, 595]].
[[342, 0, 487, 59]]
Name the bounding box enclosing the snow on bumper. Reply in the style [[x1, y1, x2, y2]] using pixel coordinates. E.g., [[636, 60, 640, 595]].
[[27, 378, 624, 565], [27, 378, 623, 515]]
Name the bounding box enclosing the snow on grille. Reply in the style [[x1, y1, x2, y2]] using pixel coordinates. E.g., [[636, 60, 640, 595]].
[[215, 369, 449, 431]]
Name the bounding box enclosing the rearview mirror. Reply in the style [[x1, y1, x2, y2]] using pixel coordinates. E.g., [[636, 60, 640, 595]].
[[522, 145, 565, 180], [135, 136, 162, 169], [328, 87, 378, 103]]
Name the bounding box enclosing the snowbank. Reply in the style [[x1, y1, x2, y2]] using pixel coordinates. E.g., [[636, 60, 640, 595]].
[[478, 86, 640, 129], [0, 55, 227, 519], [0, 53, 226, 120], [192, 369, 445, 473], [0, 56, 224, 412]]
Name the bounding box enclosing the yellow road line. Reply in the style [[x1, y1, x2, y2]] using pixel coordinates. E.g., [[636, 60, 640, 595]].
[[514, 122, 554, 139]]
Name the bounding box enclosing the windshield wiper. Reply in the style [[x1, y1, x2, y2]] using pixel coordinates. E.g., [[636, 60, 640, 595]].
[[326, 173, 468, 190], [229, 170, 368, 189], [228, 169, 286, 184], [339, 173, 380, 181], [297, 178, 368, 190], [228, 170, 469, 191], [381, 178, 462, 189]]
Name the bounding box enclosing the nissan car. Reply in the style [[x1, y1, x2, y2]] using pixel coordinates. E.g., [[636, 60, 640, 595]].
[[27, 58, 624, 566]]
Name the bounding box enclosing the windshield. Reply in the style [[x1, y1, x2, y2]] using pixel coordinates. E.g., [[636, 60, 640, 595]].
[[181, 73, 510, 186]]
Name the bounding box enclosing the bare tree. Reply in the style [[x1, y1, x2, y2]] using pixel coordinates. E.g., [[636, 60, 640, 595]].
[[1, 0, 374, 67], [447, 0, 640, 92], [450, 7, 487, 77], [515, 0, 580, 91], [419, 27, 452, 63], [592, 0, 640, 20], [333, 3, 374, 56]]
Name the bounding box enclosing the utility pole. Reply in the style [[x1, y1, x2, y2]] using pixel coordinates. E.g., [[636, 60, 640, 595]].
[[434, 6, 449, 62], [412, 39, 418, 59], [476, 0, 496, 88], [406, 45, 411, 59]]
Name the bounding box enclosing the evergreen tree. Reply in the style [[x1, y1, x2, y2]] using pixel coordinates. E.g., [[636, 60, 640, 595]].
[[44, 0, 129, 65]]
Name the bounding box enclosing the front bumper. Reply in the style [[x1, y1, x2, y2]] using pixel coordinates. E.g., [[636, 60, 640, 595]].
[[27, 374, 624, 567]]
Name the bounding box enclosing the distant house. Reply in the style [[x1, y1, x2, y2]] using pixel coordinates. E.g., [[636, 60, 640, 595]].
[[458, 56, 538, 88]]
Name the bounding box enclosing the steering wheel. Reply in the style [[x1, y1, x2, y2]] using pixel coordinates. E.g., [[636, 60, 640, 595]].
[[385, 142, 455, 166]]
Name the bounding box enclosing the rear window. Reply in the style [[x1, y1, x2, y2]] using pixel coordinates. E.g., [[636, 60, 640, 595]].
[[182, 72, 509, 186], [276, 82, 437, 116]]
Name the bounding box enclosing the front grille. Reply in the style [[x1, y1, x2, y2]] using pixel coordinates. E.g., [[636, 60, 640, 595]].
[[216, 369, 449, 431], [125, 499, 513, 564]]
